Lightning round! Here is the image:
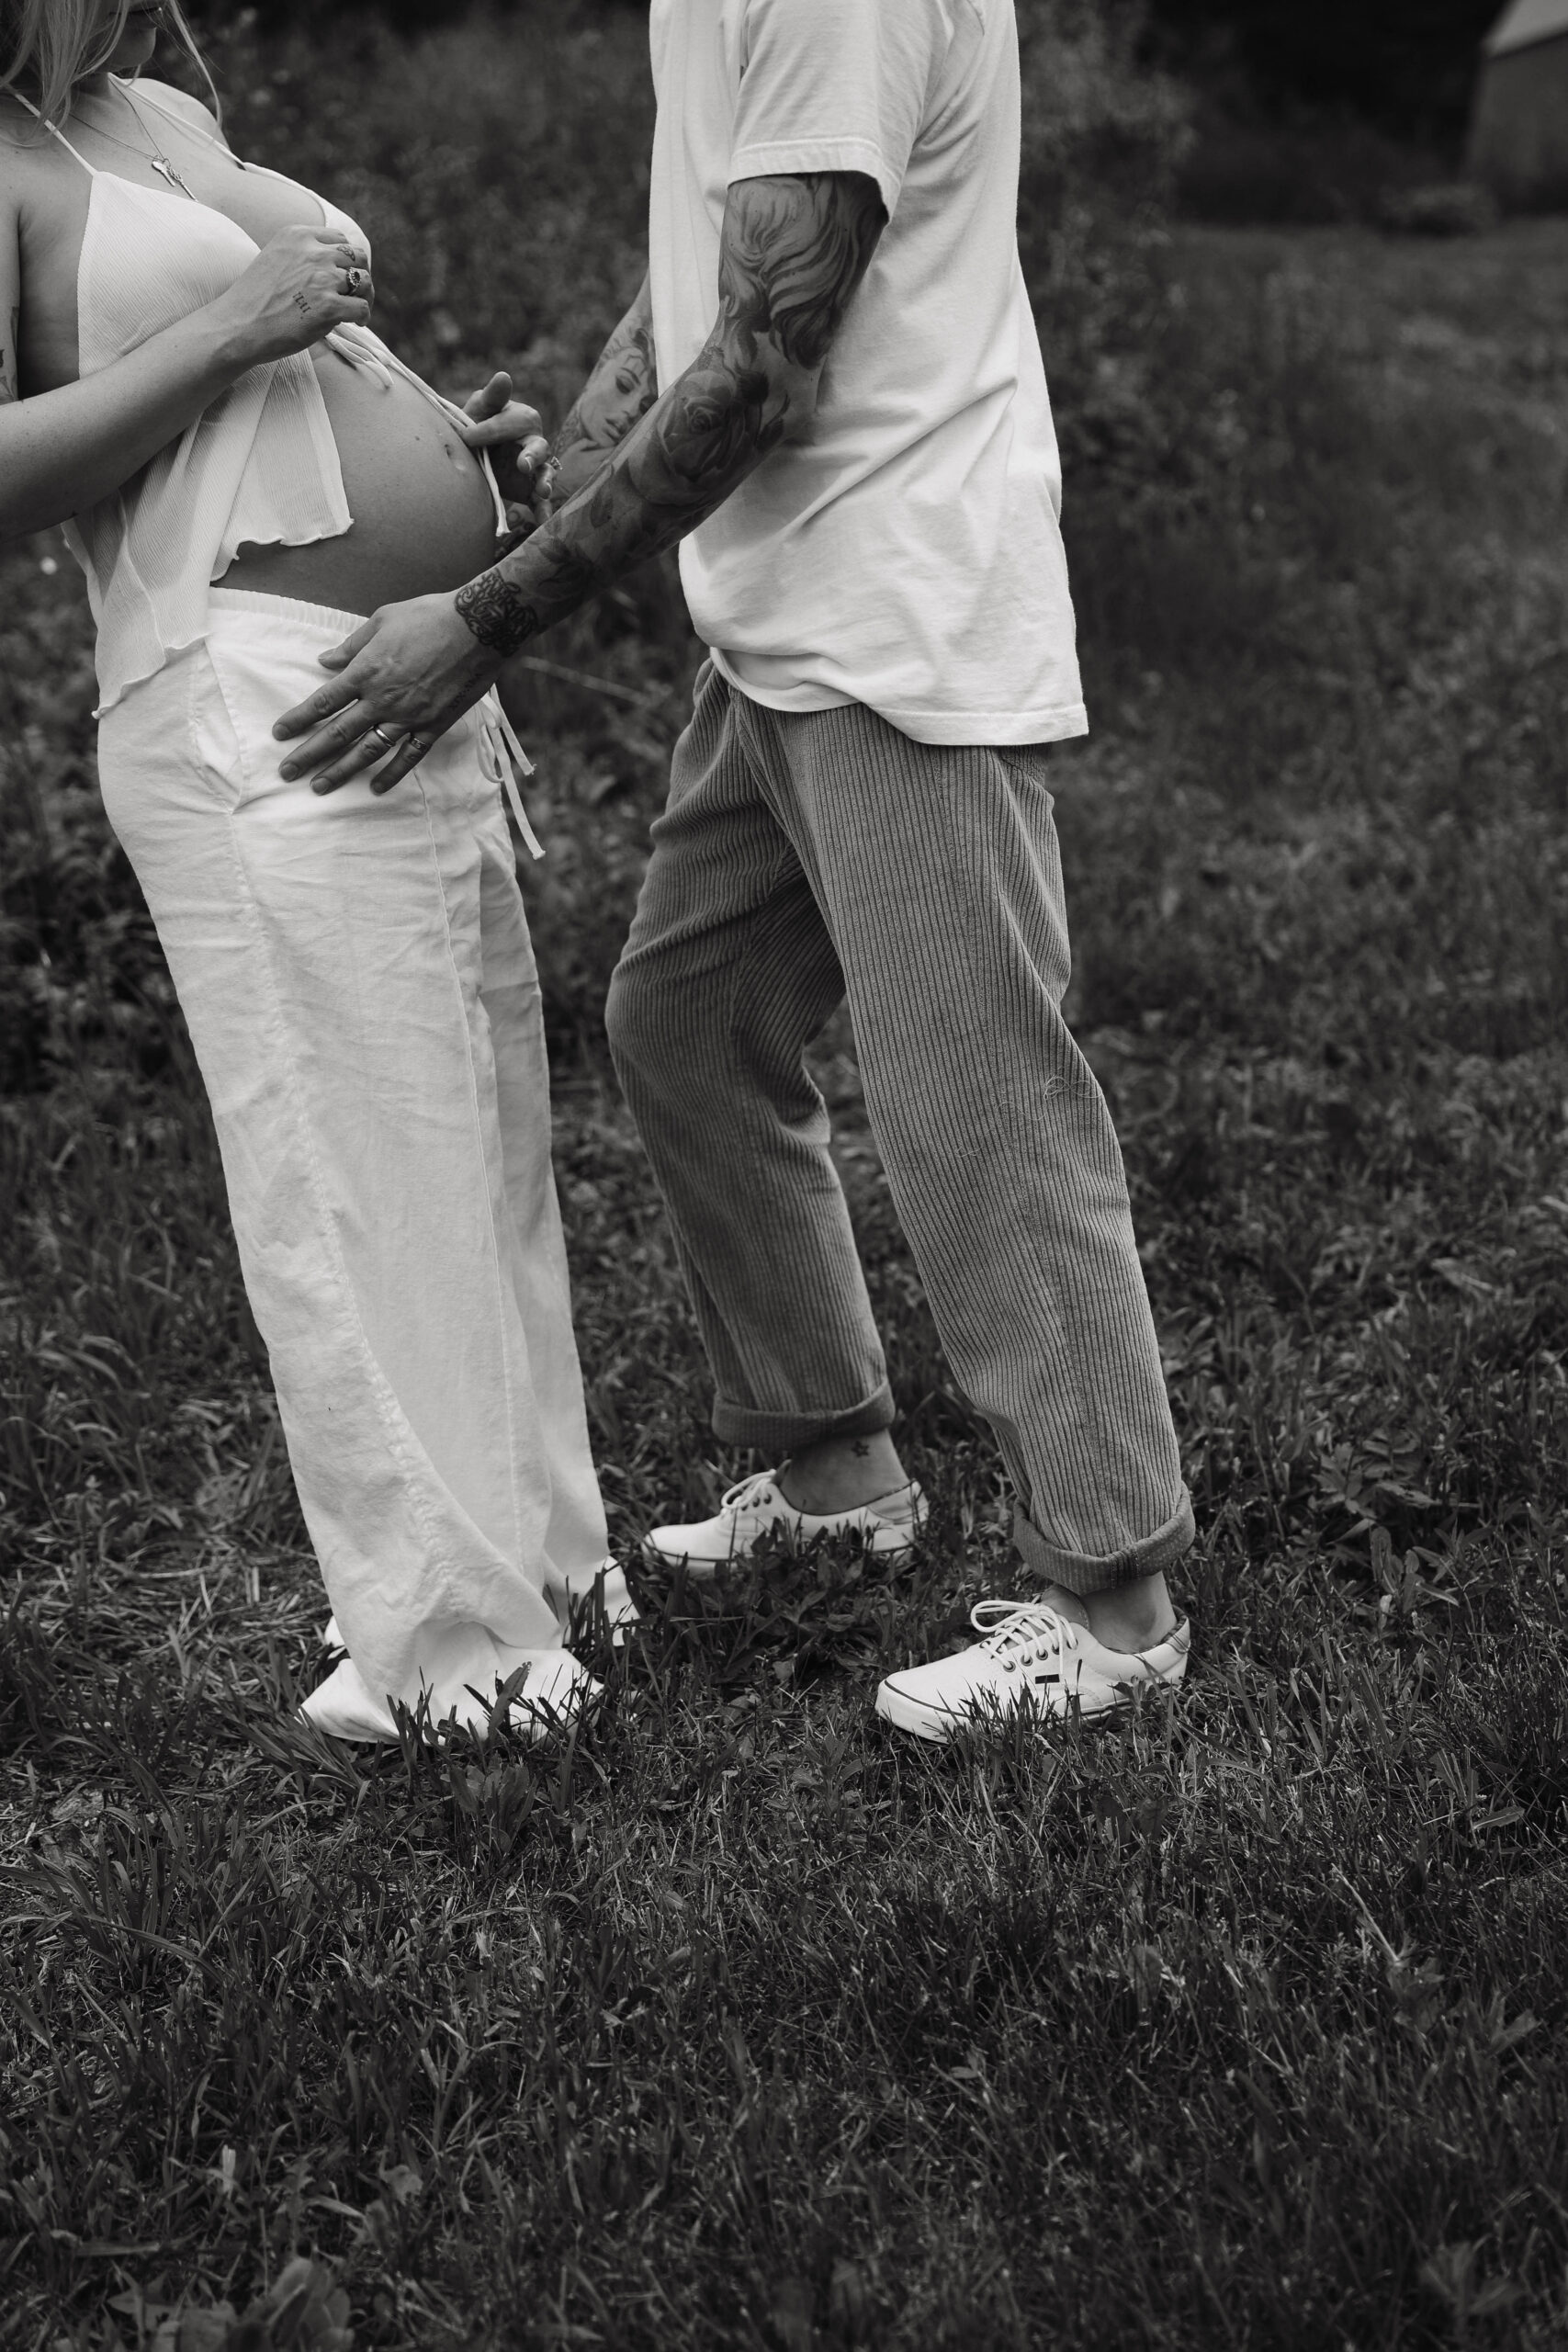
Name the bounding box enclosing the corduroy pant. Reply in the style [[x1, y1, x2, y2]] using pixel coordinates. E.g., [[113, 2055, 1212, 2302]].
[[605, 664, 1193, 1593]]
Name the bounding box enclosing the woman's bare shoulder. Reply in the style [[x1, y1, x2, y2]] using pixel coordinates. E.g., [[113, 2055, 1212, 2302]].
[[0, 92, 48, 155], [138, 77, 230, 147], [0, 106, 28, 305], [0, 95, 52, 203]]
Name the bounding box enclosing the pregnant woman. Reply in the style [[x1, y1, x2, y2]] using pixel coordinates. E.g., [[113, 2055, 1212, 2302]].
[[1, 0, 626, 1739]]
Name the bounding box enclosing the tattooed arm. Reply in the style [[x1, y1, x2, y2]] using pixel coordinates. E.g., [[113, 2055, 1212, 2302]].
[[454, 174, 883, 657], [441, 293, 651, 543], [549, 273, 658, 507], [1, 180, 18, 410], [275, 172, 886, 788]]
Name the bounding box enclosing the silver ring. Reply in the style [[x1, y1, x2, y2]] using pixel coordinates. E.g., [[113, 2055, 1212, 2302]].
[[367, 724, 400, 750], [345, 266, 367, 296]]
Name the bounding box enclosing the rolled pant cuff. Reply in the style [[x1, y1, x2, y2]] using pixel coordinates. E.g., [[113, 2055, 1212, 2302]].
[[1014, 1487, 1196, 1597], [712, 1381, 897, 1457]]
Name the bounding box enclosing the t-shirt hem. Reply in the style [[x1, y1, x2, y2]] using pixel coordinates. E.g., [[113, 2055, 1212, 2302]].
[[882, 704, 1089, 747], [851, 700, 1086, 748], [718, 662, 1090, 748], [708, 643, 853, 711], [728, 137, 901, 221]]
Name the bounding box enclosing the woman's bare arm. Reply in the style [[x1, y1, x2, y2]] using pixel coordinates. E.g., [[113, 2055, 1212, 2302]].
[[1, 191, 20, 411], [1, 314, 258, 541], [0, 187, 372, 544]]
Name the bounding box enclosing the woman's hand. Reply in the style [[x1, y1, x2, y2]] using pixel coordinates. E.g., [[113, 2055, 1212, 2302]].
[[454, 370, 554, 535], [206, 225, 374, 370]]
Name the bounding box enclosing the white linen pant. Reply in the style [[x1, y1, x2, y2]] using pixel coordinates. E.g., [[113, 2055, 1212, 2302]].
[[97, 589, 609, 1738]]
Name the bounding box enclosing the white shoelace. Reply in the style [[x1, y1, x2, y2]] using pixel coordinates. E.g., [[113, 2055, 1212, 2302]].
[[720, 1469, 789, 1516], [967, 1600, 1083, 1675]]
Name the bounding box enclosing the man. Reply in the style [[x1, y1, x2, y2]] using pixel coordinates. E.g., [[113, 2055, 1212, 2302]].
[[276, 0, 1195, 1741]]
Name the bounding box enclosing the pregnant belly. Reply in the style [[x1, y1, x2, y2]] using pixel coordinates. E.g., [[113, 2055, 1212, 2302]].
[[219, 346, 501, 615]]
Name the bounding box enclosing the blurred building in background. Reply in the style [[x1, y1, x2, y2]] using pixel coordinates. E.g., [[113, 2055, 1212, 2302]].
[[1468, 0, 1568, 201]]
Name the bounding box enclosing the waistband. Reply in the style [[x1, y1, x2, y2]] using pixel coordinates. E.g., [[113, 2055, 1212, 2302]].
[[206, 588, 544, 863], [209, 586, 369, 636]]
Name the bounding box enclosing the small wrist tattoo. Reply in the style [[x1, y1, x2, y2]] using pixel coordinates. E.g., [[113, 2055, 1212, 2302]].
[[456, 571, 538, 658]]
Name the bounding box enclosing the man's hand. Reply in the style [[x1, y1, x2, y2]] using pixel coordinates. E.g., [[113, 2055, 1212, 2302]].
[[454, 369, 555, 532], [273, 593, 502, 796], [273, 373, 546, 792]]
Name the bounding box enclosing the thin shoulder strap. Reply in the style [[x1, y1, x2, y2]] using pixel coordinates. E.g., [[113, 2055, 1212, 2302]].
[[123, 77, 227, 153], [9, 89, 98, 175]]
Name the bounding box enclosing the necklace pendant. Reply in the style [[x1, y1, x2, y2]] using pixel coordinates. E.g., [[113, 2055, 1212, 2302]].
[[151, 153, 195, 199]]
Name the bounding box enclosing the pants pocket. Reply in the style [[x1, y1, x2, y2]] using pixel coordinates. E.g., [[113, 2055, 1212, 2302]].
[[994, 744, 1056, 813], [96, 645, 243, 873]]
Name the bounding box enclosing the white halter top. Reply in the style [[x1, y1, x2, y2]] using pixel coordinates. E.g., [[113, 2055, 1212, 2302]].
[[19, 81, 509, 717]]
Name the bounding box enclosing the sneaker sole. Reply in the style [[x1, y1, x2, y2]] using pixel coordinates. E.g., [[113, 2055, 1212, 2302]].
[[299, 1675, 602, 1746], [642, 1525, 920, 1576], [874, 1675, 1180, 1744]]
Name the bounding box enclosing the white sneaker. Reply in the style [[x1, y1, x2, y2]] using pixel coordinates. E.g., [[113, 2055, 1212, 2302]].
[[299, 1647, 599, 1745], [644, 1467, 927, 1576], [321, 1561, 640, 1657], [875, 1600, 1190, 1743]]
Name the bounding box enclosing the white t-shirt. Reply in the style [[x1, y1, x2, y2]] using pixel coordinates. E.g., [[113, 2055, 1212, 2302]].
[[647, 0, 1087, 747]]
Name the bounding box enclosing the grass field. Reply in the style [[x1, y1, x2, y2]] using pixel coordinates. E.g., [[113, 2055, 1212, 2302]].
[[4, 6, 1568, 2346]]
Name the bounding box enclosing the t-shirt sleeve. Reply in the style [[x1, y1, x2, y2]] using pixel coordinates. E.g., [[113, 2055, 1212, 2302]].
[[728, 0, 956, 221]]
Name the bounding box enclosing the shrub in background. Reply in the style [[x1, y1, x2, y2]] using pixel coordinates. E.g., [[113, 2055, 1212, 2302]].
[[1016, 0, 1191, 384], [1173, 97, 1440, 226], [1020, 0, 1192, 244], [1143, 0, 1508, 227], [1145, 0, 1497, 149]]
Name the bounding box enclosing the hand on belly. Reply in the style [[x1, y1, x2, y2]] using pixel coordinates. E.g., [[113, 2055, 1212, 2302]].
[[221, 351, 501, 616]]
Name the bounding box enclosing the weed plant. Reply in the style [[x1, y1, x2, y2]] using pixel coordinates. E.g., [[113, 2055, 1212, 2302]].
[[3, 6, 1567, 2347]]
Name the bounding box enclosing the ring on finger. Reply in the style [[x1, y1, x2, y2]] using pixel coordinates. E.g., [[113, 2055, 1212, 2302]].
[[367, 724, 401, 751], [344, 266, 368, 296]]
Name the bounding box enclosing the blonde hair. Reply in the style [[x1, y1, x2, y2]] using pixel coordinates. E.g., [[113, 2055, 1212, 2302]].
[[1, 1, 217, 130]]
